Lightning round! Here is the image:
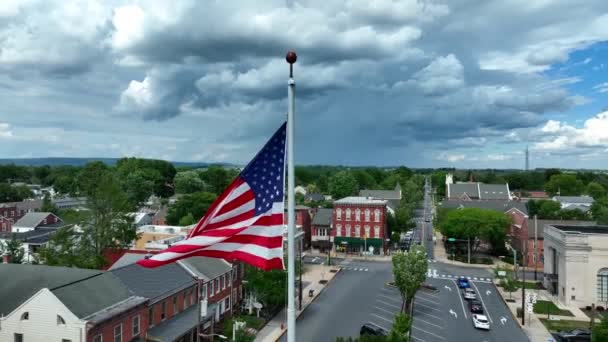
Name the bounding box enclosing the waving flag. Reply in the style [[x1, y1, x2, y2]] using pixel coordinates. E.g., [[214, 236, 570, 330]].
[[138, 122, 286, 270]]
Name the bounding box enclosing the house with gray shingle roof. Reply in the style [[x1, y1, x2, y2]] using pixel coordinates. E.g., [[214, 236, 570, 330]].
[[553, 196, 594, 212], [12, 212, 64, 233], [0, 264, 148, 342], [445, 174, 512, 201], [359, 183, 402, 211], [311, 208, 333, 251]]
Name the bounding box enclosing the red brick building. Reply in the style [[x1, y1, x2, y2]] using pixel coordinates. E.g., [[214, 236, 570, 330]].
[[331, 197, 388, 254], [0, 215, 11, 233], [284, 205, 312, 249]]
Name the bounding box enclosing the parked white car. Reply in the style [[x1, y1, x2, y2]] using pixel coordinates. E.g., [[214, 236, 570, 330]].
[[472, 314, 490, 330], [463, 288, 477, 300]]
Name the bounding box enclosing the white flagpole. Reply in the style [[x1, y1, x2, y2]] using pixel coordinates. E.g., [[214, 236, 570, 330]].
[[286, 51, 297, 342]]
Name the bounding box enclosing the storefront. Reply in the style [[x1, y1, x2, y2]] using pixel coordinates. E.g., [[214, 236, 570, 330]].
[[333, 237, 383, 255]]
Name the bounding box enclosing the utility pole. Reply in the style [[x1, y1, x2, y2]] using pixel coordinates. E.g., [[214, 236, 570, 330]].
[[467, 236, 471, 264], [299, 237, 303, 310], [521, 242, 526, 326], [534, 215, 538, 281]]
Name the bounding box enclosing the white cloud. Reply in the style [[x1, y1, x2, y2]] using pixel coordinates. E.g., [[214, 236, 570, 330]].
[[594, 82, 608, 93], [411, 54, 464, 95], [534, 111, 608, 151], [0, 123, 13, 138]]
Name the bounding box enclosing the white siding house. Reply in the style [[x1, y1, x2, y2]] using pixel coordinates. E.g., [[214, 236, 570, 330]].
[[0, 288, 86, 342]]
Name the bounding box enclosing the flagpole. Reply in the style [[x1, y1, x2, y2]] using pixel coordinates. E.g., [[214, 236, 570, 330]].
[[286, 51, 297, 342]]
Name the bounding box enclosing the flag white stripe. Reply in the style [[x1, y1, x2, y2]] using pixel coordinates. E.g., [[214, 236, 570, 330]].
[[209, 199, 256, 224], [224, 182, 251, 204], [149, 243, 283, 262], [174, 225, 284, 246], [209, 204, 284, 231]]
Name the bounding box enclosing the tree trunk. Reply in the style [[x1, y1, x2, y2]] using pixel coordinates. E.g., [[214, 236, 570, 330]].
[[401, 295, 406, 313]]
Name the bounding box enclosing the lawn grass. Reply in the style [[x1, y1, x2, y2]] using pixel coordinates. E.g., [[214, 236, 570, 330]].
[[539, 318, 590, 332], [534, 300, 574, 316], [222, 314, 267, 334]]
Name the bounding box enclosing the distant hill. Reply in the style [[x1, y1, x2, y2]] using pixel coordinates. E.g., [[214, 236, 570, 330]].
[[0, 157, 233, 168]]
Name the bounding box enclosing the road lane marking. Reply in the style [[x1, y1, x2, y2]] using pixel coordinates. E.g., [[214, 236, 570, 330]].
[[371, 313, 393, 324], [367, 320, 390, 331], [413, 296, 439, 305], [412, 326, 446, 340], [414, 309, 443, 321], [470, 281, 493, 323], [374, 306, 397, 316], [411, 335, 427, 342], [450, 279, 468, 319], [415, 302, 442, 312], [413, 317, 444, 329], [377, 300, 401, 310], [378, 294, 402, 304]]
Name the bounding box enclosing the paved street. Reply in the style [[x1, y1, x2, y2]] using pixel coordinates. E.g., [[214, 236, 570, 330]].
[[280, 259, 395, 341]]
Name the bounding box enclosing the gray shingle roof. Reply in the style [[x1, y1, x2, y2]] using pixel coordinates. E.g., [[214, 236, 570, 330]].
[[312, 208, 332, 227], [441, 200, 528, 215], [562, 204, 591, 212], [13, 212, 60, 228], [479, 184, 511, 200], [0, 227, 57, 243], [305, 193, 325, 202], [111, 263, 196, 304], [0, 199, 42, 211], [0, 264, 101, 316], [554, 196, 594, 205], [108, 252, 147, 270], [52, 272, 135, 318], [359, 189, 401, 200], [147, 304, 217, 342], [448, 183, 479, 199], [178, 256, 232, 282]]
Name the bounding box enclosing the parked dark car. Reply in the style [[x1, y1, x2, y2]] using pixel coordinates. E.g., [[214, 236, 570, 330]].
[[360, 323, 388, 336], [469, 300, 483, 314], [554, 328, 591, 342]]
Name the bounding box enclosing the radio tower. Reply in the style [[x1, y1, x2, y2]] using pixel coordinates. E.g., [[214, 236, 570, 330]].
[[525, 145, 530, 171]]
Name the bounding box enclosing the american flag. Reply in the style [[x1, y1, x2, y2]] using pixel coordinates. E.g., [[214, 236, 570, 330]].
[[138, 122, 286, 270]]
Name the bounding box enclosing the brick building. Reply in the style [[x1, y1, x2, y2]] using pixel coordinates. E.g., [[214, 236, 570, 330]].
[[311, 208, 333, 252], [331, 197, 388, 255], [0, 215, 12, 233], [284, 205, 312, 249]]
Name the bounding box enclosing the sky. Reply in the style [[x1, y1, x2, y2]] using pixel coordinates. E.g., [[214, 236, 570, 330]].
[[0, 1, 608, 169]]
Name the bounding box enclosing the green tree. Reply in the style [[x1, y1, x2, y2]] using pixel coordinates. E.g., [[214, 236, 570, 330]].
[[538, 200, 561, 219], [200, 166, 234, 194], [175, 170, 206, 194], [500, 276, 518, 300], [234, 328, 255, 342], [243, 265, 286, 318], [0, 183, 30, 202], [593, 314, 608, 342], [0, 234, 25, 264], [76, 161, 110, 196], [587, 182, 606, 200], [392, 245, 428, 313], [166, 192, 217, 225], [121, 170, 156, 207], [545, 174, 584, 196], [352, 169, 377, 190], [329, 171, 358, 199], [591, 198, 608, 225], [440, 208, 511, 254], [431, 171, 447, 198], [41, 193, 58, 213], [179, 213, 196, 226], [387, 313, 411, 342], [37, 226, 87, 267]]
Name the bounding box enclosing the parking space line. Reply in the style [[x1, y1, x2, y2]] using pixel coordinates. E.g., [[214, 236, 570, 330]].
[[378, 294, 402, 303], [376, 300, 401, 310], [414, 309, 443, 321], [412, 326, 446, 340], [450, 279, 468, 319], [417, 290, 440, 299], [371, 313, 393, 324], [374, 306, 397, 316], [414, 296, 439, 305], [381, 287, 399, 294], [415, 302, 442, 312], [413, 317, 444, 329], [366, 320, 390, 331], [470, 281, 493, 323], [411, 335, 427, 342]]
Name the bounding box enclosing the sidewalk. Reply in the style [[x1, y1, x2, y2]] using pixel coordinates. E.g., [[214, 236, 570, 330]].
[[495, 286, 554, 341], [254, 264, 340, 342], [307, 251, 393, 262]]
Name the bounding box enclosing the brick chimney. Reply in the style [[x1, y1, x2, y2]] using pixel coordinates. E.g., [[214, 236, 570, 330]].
[[2, 253, 9, 264]]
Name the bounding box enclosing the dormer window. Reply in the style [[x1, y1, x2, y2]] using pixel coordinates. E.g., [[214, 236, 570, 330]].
[[57, 315, 66, 325], [20, 312, 29, 320]]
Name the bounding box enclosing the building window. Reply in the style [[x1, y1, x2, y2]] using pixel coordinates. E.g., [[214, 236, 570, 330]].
[[215, 279, 220, 294], [210, 280, 215, 296], [226, 296, 231, 309], [336, 224, 342, 237], [355, 225, 361, 237], [598, 268, 608, 302], [364, 209, 370, 222], [191, 288, 196, 305], [346, 209, 351, 220], [173, 296, 178, 314], [113, 324, 122, 342], [20, 312, 29, 320], [355, 209, 361, 221], [132, 315, 140, 336], [1, 222, 6, 231], [14, 334, 23, 342], [221, 274, 226, 290], [202, 284, 208, 300], [93, 334, 102, 342], [184, 290, 189, 309], [374, 226, 380, 238], [62, 339, 72, 342], [161, 301, 167, 321], [10, 211, 14, 217], [57, 315, 66, 325], [336, 208, 342, 220], [374, 209, 380, 222], [364, 225, 370, 239], [345, 224, 351, 237], [148, 306, 154, 327]]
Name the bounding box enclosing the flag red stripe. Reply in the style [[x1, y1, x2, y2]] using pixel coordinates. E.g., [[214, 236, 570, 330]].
[[200, 213, 284, 236], [189, 177, 245, 237], [203, 209, 256, 231], [138, 250, 284, 271], [164, 235, 283, 254], [213, 189, 255, 218]]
